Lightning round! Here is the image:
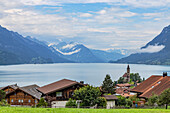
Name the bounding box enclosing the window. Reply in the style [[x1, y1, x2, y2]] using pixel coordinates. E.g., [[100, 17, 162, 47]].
[[28, 99, 31, 103], [18, 100, 20, 103], [56, 92, 62, 97], [21, 100, 23, 103], [11, 99, 13, 102], [35, 100, 37, 103]]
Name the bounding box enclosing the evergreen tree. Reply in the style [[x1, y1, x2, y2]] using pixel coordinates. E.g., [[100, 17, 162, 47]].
[[102, 74, 115, 94]]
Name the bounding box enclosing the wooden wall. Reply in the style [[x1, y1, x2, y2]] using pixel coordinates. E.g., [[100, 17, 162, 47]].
[[4, 88, 39, 106]]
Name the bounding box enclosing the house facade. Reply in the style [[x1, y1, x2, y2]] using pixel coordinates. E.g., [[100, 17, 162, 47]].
[[37, 79, 85, 107], [1, 84, 42, 106]]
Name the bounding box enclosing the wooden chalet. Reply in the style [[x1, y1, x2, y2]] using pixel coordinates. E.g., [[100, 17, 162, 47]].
[[0, 84, 42, 106], [131, 73, 170, 99], [37, 79, 85, 106]]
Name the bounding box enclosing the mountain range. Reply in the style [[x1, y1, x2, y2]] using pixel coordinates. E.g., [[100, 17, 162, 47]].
[[0, 25, 125, 64], [114, 25, 170, 65]]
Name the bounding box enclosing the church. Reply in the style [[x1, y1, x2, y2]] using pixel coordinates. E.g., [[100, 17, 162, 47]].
[[122, 65, 130, 82]]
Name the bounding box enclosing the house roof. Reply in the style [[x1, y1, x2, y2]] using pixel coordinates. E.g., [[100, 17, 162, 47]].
[[102, 95, 118, 100], [0, 84, 19, 90], [131, 75, 170, 98], [21, 84, 42, 100], [37, 79, 84, 94], [116, 83, 132, 87], [3, 84, 42, 100], [122, 73, 128, 77]]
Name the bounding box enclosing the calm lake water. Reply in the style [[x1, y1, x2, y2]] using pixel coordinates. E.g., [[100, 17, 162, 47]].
[[0, 63, 170, 87]]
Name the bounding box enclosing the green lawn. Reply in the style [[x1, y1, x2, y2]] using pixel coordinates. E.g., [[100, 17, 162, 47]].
[[0, 107, 170, 113]]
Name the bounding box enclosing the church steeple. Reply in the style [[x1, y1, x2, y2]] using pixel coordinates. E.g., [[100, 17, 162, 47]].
[[127, 64, 130, 82], [127, 64, 130, 74]]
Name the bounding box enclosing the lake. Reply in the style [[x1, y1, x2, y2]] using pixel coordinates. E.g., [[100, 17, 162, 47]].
[[0, 63, 170, 87]]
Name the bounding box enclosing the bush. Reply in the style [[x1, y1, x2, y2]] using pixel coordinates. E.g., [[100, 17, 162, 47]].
[[96, 97, 107, 108], [0, 99, 10, 106], [116, 96, 126, 106], [126, 99, 132, 107], [148, 93, 158, 106], [66, 98, 77, 107], [36, 98, 47, 108], [0, 90, 6, 101]]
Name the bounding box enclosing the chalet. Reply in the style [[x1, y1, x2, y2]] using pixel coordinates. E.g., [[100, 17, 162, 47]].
[[131, 72, 170, 99], [0, 84, 42, 106], [37, 79, 85, 108]]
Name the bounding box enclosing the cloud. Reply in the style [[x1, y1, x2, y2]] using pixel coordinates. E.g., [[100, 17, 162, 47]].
[[0, 0, 170, 50], [138, 45, 165, 53], [79, 13, 93, 17]]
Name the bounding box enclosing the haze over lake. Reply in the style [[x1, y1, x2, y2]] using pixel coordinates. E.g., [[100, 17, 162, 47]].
[[0, 63, 170, 87]]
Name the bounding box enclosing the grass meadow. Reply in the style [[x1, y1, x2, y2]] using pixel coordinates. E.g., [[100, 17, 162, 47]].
[[0, 107, 170, 113]]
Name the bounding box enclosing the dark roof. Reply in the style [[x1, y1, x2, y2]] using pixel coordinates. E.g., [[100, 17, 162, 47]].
[[3, 84, 42, 100], [21, 84, 42, 100], [131, 75, 170, 98], [37, 79, 84, 94], [102, 95, 118, 100], [1, 84, 19, 90]]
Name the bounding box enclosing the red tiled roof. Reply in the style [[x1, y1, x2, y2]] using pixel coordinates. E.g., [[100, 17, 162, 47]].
[[117, 83, 132, 87], [131, 75, 170, 98], [37, 79, 83, 94], [122, 73, 128, 77], [102, 95, 118, 100], [131, 75, 163, 93], [139, 76, 170, 98]]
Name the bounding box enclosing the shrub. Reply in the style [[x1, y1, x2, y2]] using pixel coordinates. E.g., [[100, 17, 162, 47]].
[[148, 93, 158, 106], [0, 99, 10, 106], [66, 98, 77, 107], [36, 98, 47, 108], [96, 97, 107, 108], [126, 99, 132, 107], [116, 96, 126, 106]]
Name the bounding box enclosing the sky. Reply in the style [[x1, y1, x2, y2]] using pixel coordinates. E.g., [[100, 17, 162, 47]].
[[0, 0, 170, 50]]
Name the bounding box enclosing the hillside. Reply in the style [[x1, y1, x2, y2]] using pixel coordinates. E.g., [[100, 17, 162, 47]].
[[115, 25, 170, 65], [0, 25, 71, 65]]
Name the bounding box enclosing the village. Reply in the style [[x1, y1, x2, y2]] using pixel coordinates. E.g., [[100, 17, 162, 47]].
[[0, 65, 169, 109]]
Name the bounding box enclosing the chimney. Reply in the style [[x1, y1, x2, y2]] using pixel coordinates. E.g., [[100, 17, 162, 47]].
[[80, 81, 84, 84], [163, 72, 167, 77]]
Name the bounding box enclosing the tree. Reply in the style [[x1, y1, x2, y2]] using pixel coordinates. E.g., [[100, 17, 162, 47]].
[[0, 90, 6, 101], [102, 74, 115, 94], [37, 98, 47, 107], [157, 88, 170, 109], [130, 73, 143, 83], [117, 77, 124, 84], [148, 93, 158, 106], [73, 85, 101, 106]]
